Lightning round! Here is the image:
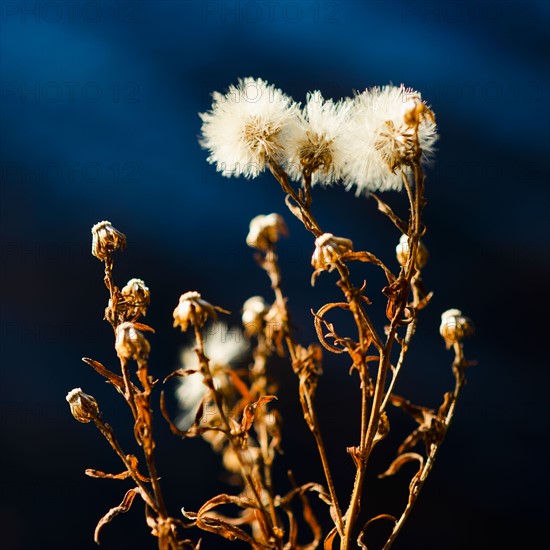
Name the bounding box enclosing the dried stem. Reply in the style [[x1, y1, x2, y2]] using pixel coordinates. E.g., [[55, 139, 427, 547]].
[[93, 416, 158, 510], [190, 309, 282, 548], [340, 156, 425, 549], [261, 246, 345, 539], [100, 253, 178, 549], [249, 331, 280, 529], [381, 342, 468, 550]]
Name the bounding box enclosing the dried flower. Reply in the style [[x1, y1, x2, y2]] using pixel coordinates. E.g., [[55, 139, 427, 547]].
[[246, 213, 288, 251], [311, 233, 354, 272], [66, 388, 100, 423], [341, 85, 438, 193], [242, 296, 270, 336], [91, 221, 126, 261], [395, 234, 429, 269], [173, 291, 220, 332], [175, 322, 249, 430], [115, 322, 151, 362], [439, 309, 474, 347], [121, 278, 150, 319], [283, 91, 352, 184], [199, 77, 298, 179]]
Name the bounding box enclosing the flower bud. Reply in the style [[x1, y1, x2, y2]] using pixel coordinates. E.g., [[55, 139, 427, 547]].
[[395, 234, 429, 269], [91, 221, 126, 261], [246, 213, 288, 251], [115, 322, 151, 362], [311, 233, 353, 272], [121, 278, 150, 319], [173, 291, 218, 332], [242, 296, 269, 336], [66, 388, 100, 423], [439, 309, 474, 347]]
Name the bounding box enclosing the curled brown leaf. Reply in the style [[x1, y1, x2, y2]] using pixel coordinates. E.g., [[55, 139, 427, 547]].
[[378, 452, 424, 480], [85, 454, 150, 482], [94, 487, 141, 544]]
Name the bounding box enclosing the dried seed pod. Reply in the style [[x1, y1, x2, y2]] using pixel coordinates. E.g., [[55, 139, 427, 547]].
[[66, 388, 100, 423], [246, 213, 288, 251], [173, 291, 218, 332], [121, 278, 150, 319], [115, 322, 151, 362], [242, 296, 269, 336], [395, 234, 429, 269], [439, 308, 474, 347], [311, 233, 354, 272], [91, 221, 126, 261]]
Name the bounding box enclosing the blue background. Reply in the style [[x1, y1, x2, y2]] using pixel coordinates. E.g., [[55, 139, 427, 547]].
[[1, 1, 549, 548]]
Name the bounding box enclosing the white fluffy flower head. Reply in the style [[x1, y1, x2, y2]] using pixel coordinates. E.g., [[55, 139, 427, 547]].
[[342, 84, 438, 194], [200, 77, 297, 179], [283, 91, 352, 185]]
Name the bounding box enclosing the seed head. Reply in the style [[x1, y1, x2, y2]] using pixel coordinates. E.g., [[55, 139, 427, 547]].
[[173, 291, 218, 332], [439, 309, 474, 348], [395, 234, 429, 269], [115, 322, 151, 362], [91, 221, 126, 261], [246, 213, 288, 251], [121, 278, 150, 319], [66, 388, 100, 423], [311, 233, 353, 272]]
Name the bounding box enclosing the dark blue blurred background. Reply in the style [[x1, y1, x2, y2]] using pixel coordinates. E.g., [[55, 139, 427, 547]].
[[1, 1, 549, 548]]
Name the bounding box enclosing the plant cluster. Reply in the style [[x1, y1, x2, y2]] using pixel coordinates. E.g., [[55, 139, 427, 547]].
[[67, 77, 474, 550]]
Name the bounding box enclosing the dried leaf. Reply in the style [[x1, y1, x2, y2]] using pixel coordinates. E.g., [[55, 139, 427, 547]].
[[397, 429, 422, 456], [226, 369, 252, 401], [297, 484, 322, 550], [82, 357, 137, 393], [283, 503, 298, 549], [378, 452, 424, 479], [85, 454, 150, 482], [312, 303, 350, 354], [241, 396, 277, 434], [196, 515, 264, 549], [160, 390, 188, 437], [340, 251, 395, 283], [280, 474, 322, 550], [285, 194, 305, 224], [416, 289, 434, 310], [197, 493, 259, 516], [133, 322, 155, 333], [164, 368, 201, 383], [137, 363, 155, 395], [277, 482, 331, 508], [357, 514, 397, 549], [323, 527, 338, 550], [134, 392, 154, 453], [389, 393, 434, 425], [369, 193, 408, 234], [160, 390, 223, 439], [373, 412, 390, 446], [184, 501, 265, 549], [94, 487, 141, 544], [382, 278, 408, 322]]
